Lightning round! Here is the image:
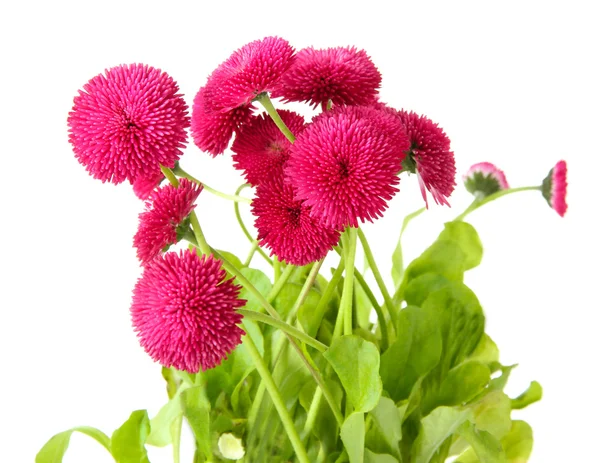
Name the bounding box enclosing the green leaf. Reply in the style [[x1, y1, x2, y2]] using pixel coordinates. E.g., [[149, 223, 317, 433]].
[[380, 305, 442, 402], [404, 273, 451, 307], [324, 335, 382, 413], [147, 387, 185, 447], [36, 427, 112, 463], [412, 406, 472, 463], [438, 361, 491, 406], [216, 250, 244, 269], [364, 449, 400, 463], [368, 397, 402, 459], [238, 267, 272, 312], [437, 221, 483, 271], [181, 386, 212, 459], [458, 421, 506, 463], [469, 334, 500, 366], [511, 381, 542, 410], [392, 207, 427, 288], [340, 412, 365, 463], [501, 421, 533, 462], [296, 286, 327, 337], [110, 410, 151, 463], [472, 391, 513, 440], [403, 240, 467, 287]]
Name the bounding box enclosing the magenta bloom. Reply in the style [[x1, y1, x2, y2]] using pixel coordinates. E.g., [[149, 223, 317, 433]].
[[463, 162, 509, 197], [204, 36, 295, 112], [132, 169, 165, 200], [191, 87, 254, 156], [397, 110, 456, 207], [286, 105, 409, 228], [68, 64, 190, 184], [231, 110, 305, 185], [133, 179, 202, 264], [272, 46, 381, 109], [252, 173, 341, 265], [542, 160, 568, 217], [131, 250, 245, 373]]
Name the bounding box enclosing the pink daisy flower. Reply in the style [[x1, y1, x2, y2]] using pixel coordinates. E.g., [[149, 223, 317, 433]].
[[252, 173, 341, 265], [68, 64, 190, 184], [133, 179, 202, 264], [132, 169, 165, 200], [542, 160, 568, 217], [231, 110, 305, 185], [286, 105, 410, 228], [131, 250, 245, 373], [203, 36, 295, 112], [463, 162, 509, 197], [191, 86, 255, 156], [396, 110, 456, 207], [272, 46, 382, 109]]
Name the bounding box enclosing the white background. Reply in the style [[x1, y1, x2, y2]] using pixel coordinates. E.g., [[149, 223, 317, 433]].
[[1, 1, 598, 462]]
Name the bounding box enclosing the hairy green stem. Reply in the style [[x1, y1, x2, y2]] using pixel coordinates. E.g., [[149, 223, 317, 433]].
[[266, 263, 295, 303], [353, 270, 390, 351], [173, 163, 252, 203], [233, 184, 273, 266], [255, 93, 296, 143], [242, 334, 310, 463], [340, 228, 358, 336], [454, 185, 541, 221]]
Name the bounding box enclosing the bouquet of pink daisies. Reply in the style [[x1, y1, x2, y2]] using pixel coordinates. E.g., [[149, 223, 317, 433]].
[[38, 36, 567, 463]]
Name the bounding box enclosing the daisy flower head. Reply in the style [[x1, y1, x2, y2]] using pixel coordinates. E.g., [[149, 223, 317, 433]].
[[463, 162, 509, 198], [191, 86, 254, 156], [203, 36, 295, 112], [68, 64, 190, 184], [131, 250, 245, 373], [231, 110, 305, 185], [252, 172, 341, 265], [272, 46, 382, 109], [397, 110, 456, 207], [133, 178, 202, 264], [286, 105, 410, 229], [542, 160, 568, 217], [132, 168, 165, 200]]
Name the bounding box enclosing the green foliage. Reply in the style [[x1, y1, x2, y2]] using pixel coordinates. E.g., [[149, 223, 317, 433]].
[[36, 427, 112, 463], [341, 412, 366, 463], [110, 410, 151, 463]]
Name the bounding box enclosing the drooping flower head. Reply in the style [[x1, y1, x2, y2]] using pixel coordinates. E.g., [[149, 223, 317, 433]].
[[463, 162, 509, 197], [542, 160, 568, 217], [191, 86, 254, 156], [133, 179, 202, 264], [203, 36, 295, 112], [132, 168, 165, 200], [131, 250, 245, 373], [252, 173, 341, 265], [396, 110, 456, 207], [231, 110, 305, 185], [286, 105, 410, 228], [272, 46, 381, 109], [68, 64, 190, 184]]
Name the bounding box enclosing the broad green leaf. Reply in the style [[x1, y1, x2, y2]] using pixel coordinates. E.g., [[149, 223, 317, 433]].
[[365, 449, 400, 463], [299, 380, 343, 455], [404, 273, 451, 307], [472, 391, 512, 440], [368, 397, 402, 459], [110, 410, 151, 463], [272, 282, 303, 319], [438, 361, 490, 406], [36, 427, 112, 463], [147, 387, 185, 447], [324, 335, 382, 413], [489, 364, 517, 392], [380, 306, 442, 402], [181, 386, 212, 459], [511, 381, 542, 410], [392, 206, 427, 288], [458, 421, 506, 463], [340, 412, 365, 463], [437, 221, 483, 270], [469, 334, 500, 366], [354, 278, 374, 330], [216, 250, 244, 269], [501, 421, 533, 462], [412, 406, 472, 463], [403, 240, 467, 287], [296, 286, 328, 337], [238, 267, 272, 312]]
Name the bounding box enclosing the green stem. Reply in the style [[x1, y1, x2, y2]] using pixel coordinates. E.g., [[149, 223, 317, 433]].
[[189, 211, 211, 256], [454, 186, 541, 221], [357, 228, 398, 336], [274, 257, 282, 281], [172, 415, 182, 463], [287, 260, 323, 321], [233, 184, 273, 266], [243, 241, 259, 267], [242, 334, 310, 463], [172, 163, 252, 203], [340, 228, 358, 336], [353, 270, 390, 351], [255, 93, 296, 143], [266, 263, 295, 303], [238, 309, 327, 353], [303, 387, 323, 437], [160, 165, 180, 186]]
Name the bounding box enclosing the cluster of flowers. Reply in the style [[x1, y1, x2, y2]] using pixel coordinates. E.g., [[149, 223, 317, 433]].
[[67, 36, 568, 374]]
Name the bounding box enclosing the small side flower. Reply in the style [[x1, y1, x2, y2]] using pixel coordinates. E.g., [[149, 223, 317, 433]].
[[542, 160, 568, 217], [464, 162, 509, 198]]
